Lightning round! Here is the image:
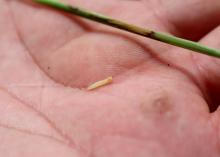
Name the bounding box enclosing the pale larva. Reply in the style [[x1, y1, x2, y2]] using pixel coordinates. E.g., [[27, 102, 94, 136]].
[[87, 77, 113, 90]]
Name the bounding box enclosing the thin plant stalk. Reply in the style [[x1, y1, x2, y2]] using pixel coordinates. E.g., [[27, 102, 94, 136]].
[[35, 0, 220, 58]]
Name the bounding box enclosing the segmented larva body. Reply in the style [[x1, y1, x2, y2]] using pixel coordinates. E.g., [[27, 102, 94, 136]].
[[87, 77, 113, 90]]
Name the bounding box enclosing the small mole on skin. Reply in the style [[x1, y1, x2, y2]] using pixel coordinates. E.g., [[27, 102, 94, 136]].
[[141, 95, 173, 118], [47, 66, 50, 70]]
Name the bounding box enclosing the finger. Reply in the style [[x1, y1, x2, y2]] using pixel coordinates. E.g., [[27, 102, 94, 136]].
[[158, 24, 220, 112], [158, 0, 220, 40], [202, 26, 220, 144], [191, 25, 220, 111]]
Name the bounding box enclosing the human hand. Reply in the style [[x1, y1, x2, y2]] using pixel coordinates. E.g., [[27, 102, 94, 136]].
[[1, 0, 220, 156]]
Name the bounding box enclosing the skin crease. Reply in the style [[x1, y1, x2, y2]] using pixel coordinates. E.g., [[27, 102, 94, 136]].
[[1, 0, 220, 156]]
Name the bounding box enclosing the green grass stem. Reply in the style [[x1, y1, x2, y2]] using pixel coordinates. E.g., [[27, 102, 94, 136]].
[[34, 0, 220, 58]]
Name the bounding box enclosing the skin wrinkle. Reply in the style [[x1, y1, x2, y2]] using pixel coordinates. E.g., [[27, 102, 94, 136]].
[[0, 86, 94, 155], [38, 80, 45, 110], [45, 32, 90, 57], [0, 85, 77, 150], [0, 123, 66, 145], [0, 126, 80, 157]]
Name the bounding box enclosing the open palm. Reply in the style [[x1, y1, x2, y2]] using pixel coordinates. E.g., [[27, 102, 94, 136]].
[[1, 0, 220, 156]]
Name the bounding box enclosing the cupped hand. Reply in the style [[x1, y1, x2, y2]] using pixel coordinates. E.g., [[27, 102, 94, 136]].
[[1, 0, 220, 156]]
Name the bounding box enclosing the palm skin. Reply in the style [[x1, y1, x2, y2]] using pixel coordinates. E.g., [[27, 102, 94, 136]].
[[1, 0, 220, 156]]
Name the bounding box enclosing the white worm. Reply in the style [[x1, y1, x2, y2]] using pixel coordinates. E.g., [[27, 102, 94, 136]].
[[87, 77, 113, 90]]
